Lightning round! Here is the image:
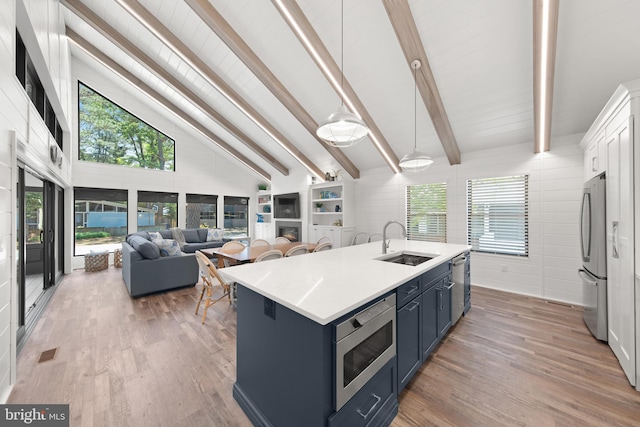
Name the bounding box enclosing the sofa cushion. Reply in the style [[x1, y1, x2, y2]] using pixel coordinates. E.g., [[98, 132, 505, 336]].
[[182, 229, 200, 243], [206, 228, 223, 242], [128, 231, 151, 241], [127, 235, 160, 259], [156, 239, 183, 257], [158, 229, 172, 239], [197, 228, 208, 242]]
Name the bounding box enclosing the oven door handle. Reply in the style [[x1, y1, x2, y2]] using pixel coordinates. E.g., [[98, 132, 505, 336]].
[[357, 393, 381, 419]]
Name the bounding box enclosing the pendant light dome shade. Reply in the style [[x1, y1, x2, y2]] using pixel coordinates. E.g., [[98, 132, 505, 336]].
[[316, 105, 369, 147], [401, 59, 433, 173], [399, 148, 433, 172]]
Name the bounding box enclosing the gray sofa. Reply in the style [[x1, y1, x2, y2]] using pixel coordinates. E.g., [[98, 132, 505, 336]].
[[121, 229, 229, 298]]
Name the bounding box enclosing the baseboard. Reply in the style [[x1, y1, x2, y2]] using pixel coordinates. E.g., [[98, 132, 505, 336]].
[[233, 382, 272, 427]]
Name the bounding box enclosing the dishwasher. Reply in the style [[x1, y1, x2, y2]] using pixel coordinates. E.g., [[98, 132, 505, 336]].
[[451, 254, 466, 325]]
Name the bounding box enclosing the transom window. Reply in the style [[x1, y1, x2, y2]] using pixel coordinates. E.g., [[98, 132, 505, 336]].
[[467, 175, 529, 257]]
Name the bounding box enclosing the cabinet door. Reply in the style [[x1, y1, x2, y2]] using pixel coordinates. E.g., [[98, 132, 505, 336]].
[[438, 275, 452, 337], [464, 254, 471, 314], [397, 298, 421, 392], [606, 117, 636, 386], [421, 284, 439, 360], [308, 226, 320, 244]]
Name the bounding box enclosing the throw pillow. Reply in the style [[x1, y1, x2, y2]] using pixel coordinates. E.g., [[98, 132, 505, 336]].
[[155, 239, 182, 257], [127, 235, 160, 259], [182, 229, 200, 243], [171, 227, 186, 248], [206, 228, 223, 242], [149, 232, 163, 244]]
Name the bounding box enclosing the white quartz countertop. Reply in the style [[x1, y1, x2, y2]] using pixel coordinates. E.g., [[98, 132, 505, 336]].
[[221, 240, 471, 325]]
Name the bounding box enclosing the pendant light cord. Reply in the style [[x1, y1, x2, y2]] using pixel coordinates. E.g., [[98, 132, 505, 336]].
[[414, 62, 417, 150], [341, 0, 344, 106]]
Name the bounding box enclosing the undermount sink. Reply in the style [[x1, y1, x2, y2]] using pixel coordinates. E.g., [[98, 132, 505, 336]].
[[378, 252, 434, 266]]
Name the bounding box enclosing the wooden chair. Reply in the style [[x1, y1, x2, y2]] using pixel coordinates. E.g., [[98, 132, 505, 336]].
[[284, 245, 308, 257], [220, 240, 246, 267], [255, 249, 283, 262], [275, 236, 291, 245], [250, 238, 270, 247], [317, 236, 332, 244], [194, 251, 232, 324], [368, 233, 383, 243], [352, 232, 369, 245], [313, 242, 333, 252]]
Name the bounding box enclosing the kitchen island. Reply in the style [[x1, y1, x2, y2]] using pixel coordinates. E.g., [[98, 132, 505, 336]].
[[221, 240, 471, 427]]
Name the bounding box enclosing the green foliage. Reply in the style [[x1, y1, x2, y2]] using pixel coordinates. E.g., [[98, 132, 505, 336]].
[[75, 231, 111, 240], [78, 83, 175, 171]]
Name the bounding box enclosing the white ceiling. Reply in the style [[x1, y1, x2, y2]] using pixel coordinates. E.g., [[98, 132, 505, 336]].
[[63, 0, 640, 180]]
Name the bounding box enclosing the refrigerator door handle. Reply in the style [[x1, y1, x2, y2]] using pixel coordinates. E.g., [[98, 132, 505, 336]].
[[578, 269, 597, 285], [580, 191, 591, 262]]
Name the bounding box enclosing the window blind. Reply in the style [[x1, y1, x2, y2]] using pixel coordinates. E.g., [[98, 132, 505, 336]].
[[406, 183, 447, 243], [186, 193, 218, 204], [467, 175, 529, 256]]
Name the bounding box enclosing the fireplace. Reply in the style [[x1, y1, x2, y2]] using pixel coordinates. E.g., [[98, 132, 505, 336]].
[[276, 221, 301, 242]]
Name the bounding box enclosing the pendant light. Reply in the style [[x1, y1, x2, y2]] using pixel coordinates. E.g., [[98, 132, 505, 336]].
[[399, 60, 433, 172], [316, 0, 369, 147]]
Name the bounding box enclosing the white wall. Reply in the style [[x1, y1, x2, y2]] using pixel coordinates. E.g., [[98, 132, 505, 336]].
[[0, 0, 73, 404], [70, 60, 262, 269], [354, 135, 585, 306]]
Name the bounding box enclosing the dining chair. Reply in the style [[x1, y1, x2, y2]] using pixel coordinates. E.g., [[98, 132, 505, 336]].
[[317, 236, 332, 244], [250, 238, 270, 247], [194, 251, 232, 324], [352, 232, 369, 245], [221, 240, 246, 267], [368, 233, 383, 243], [254, 249, 283, 262], [275, 236, 291, 245], [284, 245, 308, 257], [313, 242, 333, 252]]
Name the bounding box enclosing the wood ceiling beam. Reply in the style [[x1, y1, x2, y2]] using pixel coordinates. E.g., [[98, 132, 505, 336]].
[[66, 28, 271, 181], [382, 0, 461, 165], [61, 0, 289, 177], [533, 0, 559, 153], [272, 0, 401, 174], [185, 0, 360, 180], [114, 0, 326, 181]]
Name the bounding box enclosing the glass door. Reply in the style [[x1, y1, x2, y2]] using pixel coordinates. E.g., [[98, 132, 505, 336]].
[[23, 170, 45, 313]]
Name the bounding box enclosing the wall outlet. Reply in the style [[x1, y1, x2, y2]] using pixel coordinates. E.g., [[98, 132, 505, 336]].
[[500, 264, 508, 272]]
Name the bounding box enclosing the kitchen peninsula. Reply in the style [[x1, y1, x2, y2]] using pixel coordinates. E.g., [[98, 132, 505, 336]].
[[222, 240, 471, 427]]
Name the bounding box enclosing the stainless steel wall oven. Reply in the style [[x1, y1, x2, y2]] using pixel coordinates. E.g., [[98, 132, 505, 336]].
[[334, 294, 396, 410]]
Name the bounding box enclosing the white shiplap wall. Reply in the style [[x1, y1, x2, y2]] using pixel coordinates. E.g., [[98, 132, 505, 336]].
[[355, 134, 585, 305], [70, 59, 262, 269]]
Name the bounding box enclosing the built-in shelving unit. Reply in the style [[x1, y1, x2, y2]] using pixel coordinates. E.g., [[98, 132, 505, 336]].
[[308, 181, 355, 247], [255, 190, 274, 240]]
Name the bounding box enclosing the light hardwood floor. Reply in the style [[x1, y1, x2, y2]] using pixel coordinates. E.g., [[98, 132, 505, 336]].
[[8, 268, 640, 426]]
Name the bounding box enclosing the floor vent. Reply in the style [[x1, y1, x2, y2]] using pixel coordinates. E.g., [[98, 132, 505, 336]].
[[38, 348, 57, 363], [546, 300, 573, 308]]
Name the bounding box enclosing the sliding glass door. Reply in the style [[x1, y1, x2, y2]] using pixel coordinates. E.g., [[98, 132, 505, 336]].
[[16, 167, 64, 349]]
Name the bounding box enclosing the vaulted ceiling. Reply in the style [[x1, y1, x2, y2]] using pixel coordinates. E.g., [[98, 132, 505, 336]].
[[62, 0, 640, 181]]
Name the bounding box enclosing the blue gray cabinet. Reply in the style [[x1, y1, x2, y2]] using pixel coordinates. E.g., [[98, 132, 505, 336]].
[[463, 252, 471, 315], [396, 262, 452, 392]]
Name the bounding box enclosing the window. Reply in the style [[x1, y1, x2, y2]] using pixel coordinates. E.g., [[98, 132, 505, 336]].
[[224, 196, 249, 238], [467, 175, 529, 256], [406, 183, 447, 242], [186, 194, 218, 229], [74, 187, 128, 255], [137, 191, 177, 232], [78, 82, 175, 171]]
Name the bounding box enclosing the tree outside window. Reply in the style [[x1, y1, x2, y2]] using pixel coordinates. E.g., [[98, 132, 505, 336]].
[[137, 191, 178, 232]]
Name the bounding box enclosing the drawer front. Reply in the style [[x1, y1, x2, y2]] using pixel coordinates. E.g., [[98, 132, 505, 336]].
[[423, 261, 451, 292], [396, 276, 421, 308], [328, 357, 397, 427]]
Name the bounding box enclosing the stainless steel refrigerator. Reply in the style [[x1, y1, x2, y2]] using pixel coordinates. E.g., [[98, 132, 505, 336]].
[[579, 173, 607, 341]]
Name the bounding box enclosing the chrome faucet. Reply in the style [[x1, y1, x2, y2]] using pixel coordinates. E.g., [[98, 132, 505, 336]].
[[382, 220, 406, 254]]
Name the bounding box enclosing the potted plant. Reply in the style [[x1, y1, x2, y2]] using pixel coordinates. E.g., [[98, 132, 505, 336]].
[[315, 202, 323, 212], [258, 183, 268, 191]]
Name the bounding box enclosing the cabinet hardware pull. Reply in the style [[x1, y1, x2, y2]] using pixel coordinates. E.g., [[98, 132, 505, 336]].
[[446, 282, 455, 290], [612, 221, 619, 259], [438, 288, 443, 311], [357, 393, 381, 419], [406, 300, 420, 312], [405, 285, 419, 296]]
